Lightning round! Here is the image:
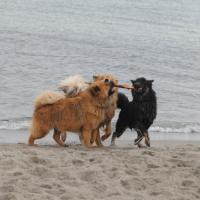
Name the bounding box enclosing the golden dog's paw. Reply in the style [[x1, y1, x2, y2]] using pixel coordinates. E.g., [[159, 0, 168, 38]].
[[101, 135, 107, 141], [28, 143, 38, 147]]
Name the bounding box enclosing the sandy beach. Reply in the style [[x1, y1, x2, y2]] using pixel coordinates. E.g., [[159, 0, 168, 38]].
[[0, 142, 199, 200]]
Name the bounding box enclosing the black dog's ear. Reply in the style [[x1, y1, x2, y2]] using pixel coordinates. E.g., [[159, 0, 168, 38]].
[[93, 75, 99, 81], [147, 80, 154, 87], [147, 80, 154, 84], [131, 80, 136, 85], [90, 85, 101, 96]]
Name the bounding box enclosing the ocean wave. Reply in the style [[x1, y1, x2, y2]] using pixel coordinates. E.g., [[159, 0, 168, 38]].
[[0, 118, 199, 134], [150, 125, 200, 134], [0, 118, 31, 130]]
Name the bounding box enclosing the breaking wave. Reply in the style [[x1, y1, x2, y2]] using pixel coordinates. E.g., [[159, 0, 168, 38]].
[[0, 118, 199, 134], [150, 125, 200, 134], [0, 118, 31, 130]]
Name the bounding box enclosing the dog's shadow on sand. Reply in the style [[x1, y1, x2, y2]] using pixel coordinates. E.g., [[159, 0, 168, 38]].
[[18, 142, 155, 152]]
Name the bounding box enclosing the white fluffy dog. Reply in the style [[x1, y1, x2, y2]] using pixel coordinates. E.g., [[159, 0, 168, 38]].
[[58, 75, 89, 97]]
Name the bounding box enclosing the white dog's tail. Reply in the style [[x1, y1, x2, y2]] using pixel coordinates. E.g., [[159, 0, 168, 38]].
[[34, 91, 65, 110], [58, 74, 89, 97]]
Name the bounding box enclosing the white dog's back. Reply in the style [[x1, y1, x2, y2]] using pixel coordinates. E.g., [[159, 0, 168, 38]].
[[58, 75, 88, 97]]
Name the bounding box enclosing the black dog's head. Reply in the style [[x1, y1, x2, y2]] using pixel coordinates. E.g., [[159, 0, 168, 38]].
[[131, 77, 154, 99]]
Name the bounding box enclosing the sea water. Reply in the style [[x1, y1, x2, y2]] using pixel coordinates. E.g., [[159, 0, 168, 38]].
[[0, 0, 200, 143]]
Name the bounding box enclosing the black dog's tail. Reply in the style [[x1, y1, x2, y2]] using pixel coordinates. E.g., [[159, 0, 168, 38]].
[[117, 93, 129, 110]]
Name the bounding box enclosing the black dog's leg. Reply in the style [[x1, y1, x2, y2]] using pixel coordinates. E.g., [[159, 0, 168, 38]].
[[144, 131, 150, 147], [111, 110, 128, 146], [135, 124, 150, 147], [134, 128, 144, 145], [134, 123, 149, 147], [111, 128, 126, 146], [111, 119, 127, 146], [111, 134, 117, 146]]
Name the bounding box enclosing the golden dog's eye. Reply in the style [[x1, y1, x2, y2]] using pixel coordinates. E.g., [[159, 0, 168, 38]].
[[104, 78, 109, 83]]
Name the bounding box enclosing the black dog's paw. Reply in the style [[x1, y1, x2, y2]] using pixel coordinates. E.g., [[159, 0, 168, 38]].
[[134, 136, 143, 145], [146, 142, 150, 147]]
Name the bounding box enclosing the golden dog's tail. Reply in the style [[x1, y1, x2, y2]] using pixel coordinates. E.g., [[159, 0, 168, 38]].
[[34, 91, 65, 110], [58, 75, 88, 97]]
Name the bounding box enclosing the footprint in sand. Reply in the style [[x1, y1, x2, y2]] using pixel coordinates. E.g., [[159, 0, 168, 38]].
[[120, 179, 131, 190], [31, 166, 48, 176], [80, 152, 87, 156], [13, 171, 23, 176], [72, 159, 84, 166], [88, 158, 95, 162], [182, 180, 196, 187], [0, 185, 15, 193], [40, 184, 52, 189], [142, 151, 155, 156], [125, 169, 139, 176], [107, 192, 121, 197], [192, 169, 200, 178], [197, 188, 200, 194], [79, 170, 97, 182], [150, 191, 160, 196], [147, 163, 160, 168], [127, 178, 146, 191], [0, 194, 17, 200], [167, 159, 192, 167], [41, 183, 66, 197], [30, 156, 48, 165]]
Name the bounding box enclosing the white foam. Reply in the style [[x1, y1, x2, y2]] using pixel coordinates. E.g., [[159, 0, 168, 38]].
[[0, 118, 31, 130], [0, 118, 200, 135], [150, 125, 200, 134]]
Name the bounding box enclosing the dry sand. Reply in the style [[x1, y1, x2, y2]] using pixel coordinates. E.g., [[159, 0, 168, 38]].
[[0, 143, 200, 200]]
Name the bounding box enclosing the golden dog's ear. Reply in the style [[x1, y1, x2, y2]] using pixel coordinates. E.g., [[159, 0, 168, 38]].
[[86, 82, 92, 85], [93, 75, 99, 81], [90, 85, 101, 96]]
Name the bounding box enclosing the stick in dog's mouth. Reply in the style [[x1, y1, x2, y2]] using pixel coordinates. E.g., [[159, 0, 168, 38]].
[[113, 83, 134, 90]]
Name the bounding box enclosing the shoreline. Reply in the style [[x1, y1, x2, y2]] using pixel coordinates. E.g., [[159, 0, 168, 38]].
[[0, 129, 199, 147]]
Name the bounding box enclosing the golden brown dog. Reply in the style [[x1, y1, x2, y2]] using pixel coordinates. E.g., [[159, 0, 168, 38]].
[[91, 74, 119, 145], [28, 80, 115, 147]]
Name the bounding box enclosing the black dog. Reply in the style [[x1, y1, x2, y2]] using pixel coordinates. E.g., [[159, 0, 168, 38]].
[[111, 77, 157, 147]]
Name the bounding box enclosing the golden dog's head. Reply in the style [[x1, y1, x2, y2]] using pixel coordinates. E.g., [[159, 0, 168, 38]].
[[89, 79, 115, 100], [93, 74, 118, 95]]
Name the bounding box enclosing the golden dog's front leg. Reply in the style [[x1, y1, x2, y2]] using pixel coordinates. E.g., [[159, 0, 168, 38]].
[[90, 131, 95, 145], [60, 132, 67, 142], [93, 129, 104, 147], [82, 129, 92, 148], [53, 129, 66, 147], [101, 121, 112, 141]]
